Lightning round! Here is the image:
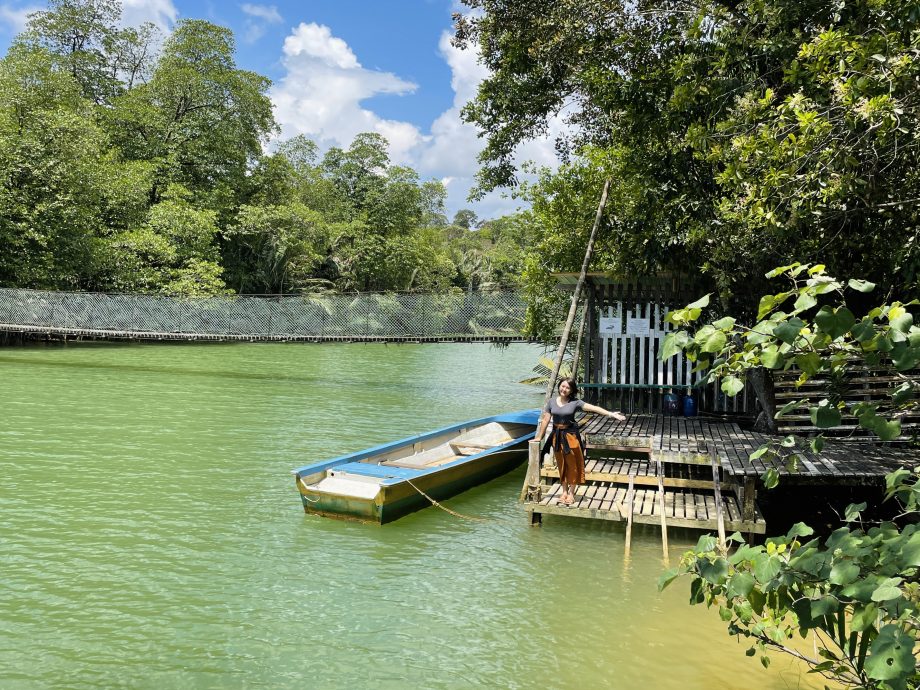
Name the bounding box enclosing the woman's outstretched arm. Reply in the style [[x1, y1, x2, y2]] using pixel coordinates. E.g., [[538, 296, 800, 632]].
[[582, 403, 626, 421]]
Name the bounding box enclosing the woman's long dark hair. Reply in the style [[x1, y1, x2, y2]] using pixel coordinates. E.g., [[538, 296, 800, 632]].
[[558, 377, 579, 400]]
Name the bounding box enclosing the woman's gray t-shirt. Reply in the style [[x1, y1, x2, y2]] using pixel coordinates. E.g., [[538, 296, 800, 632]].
[[544, 398, 585, 426]]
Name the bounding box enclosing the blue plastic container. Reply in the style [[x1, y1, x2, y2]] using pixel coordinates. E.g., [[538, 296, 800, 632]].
[[683, 391, 698, 417], [663, 391, 680, 416]]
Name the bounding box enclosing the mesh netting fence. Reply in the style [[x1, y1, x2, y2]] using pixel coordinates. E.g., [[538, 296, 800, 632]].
[[0, 289, 528, 338]]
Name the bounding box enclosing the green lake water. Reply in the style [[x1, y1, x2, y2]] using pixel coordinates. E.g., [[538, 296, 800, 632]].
[[1, 342, 822, 689]]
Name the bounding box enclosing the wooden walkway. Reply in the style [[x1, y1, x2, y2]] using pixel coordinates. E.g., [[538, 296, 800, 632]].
[[525, 414, 913, 537], [578, 414, 912, 483]]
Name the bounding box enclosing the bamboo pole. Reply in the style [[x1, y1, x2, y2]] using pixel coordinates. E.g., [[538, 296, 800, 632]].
[[570, 300, 589, 380], [522, 179, 612, 503]]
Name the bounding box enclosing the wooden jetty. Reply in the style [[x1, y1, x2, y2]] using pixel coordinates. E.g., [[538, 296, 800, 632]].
[[524, 413, 913, 543]]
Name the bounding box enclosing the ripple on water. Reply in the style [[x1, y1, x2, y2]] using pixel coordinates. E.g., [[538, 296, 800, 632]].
[[0, 343, 821, 689]]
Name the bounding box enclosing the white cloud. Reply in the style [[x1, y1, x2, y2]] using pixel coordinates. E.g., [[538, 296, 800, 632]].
[[413, 31, 566, 218], [120, 0, 178, 32], [269, 24, 567, 218], [0, 3, 40, 34], [0, 1, 177, 38], [241, 3, 281, 23], [241, 3, 280, 44], [270, 22, 424, 163]]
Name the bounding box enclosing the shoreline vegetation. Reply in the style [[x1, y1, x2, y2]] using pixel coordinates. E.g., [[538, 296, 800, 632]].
[[0, 1, 536, 303]]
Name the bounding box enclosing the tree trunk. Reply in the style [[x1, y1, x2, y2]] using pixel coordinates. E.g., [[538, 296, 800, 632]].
[[749, 367, 777, 433]]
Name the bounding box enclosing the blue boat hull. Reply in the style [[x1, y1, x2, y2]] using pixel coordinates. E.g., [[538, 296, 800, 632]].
[[293, 410, 539, 523]]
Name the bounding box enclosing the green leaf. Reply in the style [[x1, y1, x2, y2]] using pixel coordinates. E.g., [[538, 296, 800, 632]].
[[844, 502, 867, 522], [795, 352, 821, 376], [658, 567, 680, 591], [660, 330, 690, 360], [760, 345, 782, 369], [758, 292, 791, 320], [864, 624, 916, 682], [775, 399, 802, 418], [850, 603, 878, 632], [851, 318, 876, 342], [726, 572, 755, 598], [810, 404, 842, 429], [848, 279, 876, 292], [721, 376, 744, 396], [763, 467, 779, 489], [696, 535, 718, 553], [774, 317, 805, 344], [814, 306, 856, 339], [786, 522, 814, 538], [891, 343, 920, 371], [871, 578, 902, 602], [687, 293, 711, 310], [829, 561, 860, 585], [891, 312, 913, 333], [793, 291, 817, 312], [766, 264, 799, 278], [810, 435, 824, 453], [892, 382, 917, 405], [695, 325, 727, 353], [752, 553, 782, 583], [875, 419, 902, 442], [749, 445, 769, 460], [712, 316, 736, 330], [810, 595, 839, 617]]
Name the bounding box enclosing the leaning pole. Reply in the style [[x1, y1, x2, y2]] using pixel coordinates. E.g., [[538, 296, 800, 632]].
[[522, 179, 612, 503]]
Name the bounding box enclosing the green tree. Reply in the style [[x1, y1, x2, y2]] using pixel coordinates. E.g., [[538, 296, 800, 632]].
[[224, 203, 329, 294], [455, 0, 920, 309], [452, 209, 478, 229], [108, 19, 275, 213], [105, 185, 226, 295], [0, 44, 110, 288]]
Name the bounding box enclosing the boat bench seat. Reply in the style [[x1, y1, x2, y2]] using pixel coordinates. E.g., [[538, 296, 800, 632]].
[[382, 447, 455, 469], [448, 441, 496, 455]]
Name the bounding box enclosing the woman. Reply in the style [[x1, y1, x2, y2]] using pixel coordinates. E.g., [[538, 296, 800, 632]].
[[536, 377, 626, 506]]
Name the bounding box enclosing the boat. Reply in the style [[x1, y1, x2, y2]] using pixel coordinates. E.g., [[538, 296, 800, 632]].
[[292, 409, 540, 523]]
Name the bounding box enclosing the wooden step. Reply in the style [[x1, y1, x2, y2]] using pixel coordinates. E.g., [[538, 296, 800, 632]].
[[526, 484, 765, 534], [541, 456, 718, 489]]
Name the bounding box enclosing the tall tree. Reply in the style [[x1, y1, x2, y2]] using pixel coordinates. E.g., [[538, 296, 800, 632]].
[[455, 0, 920, 310]]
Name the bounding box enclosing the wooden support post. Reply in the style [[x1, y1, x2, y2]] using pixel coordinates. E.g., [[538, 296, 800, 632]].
[[742, 477, 756, 522], [624, 474, 635, 558], [521, 440, 543, 507], [711, 457, 727, 552], [656, 460, 669, 561], [742, 476, 756, 541]]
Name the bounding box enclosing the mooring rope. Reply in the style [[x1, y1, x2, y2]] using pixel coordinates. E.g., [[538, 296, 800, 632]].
[[406, 478, 490, 522]]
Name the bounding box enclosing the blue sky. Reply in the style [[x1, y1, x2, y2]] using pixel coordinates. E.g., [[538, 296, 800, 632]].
[[0, 0, 564, 218]]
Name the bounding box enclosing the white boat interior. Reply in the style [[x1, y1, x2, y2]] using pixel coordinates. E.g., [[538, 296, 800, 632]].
[[381, 422, 532, 469]]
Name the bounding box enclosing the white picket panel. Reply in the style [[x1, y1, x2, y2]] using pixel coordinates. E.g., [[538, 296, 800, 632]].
[[596, 299, 756, 415]]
